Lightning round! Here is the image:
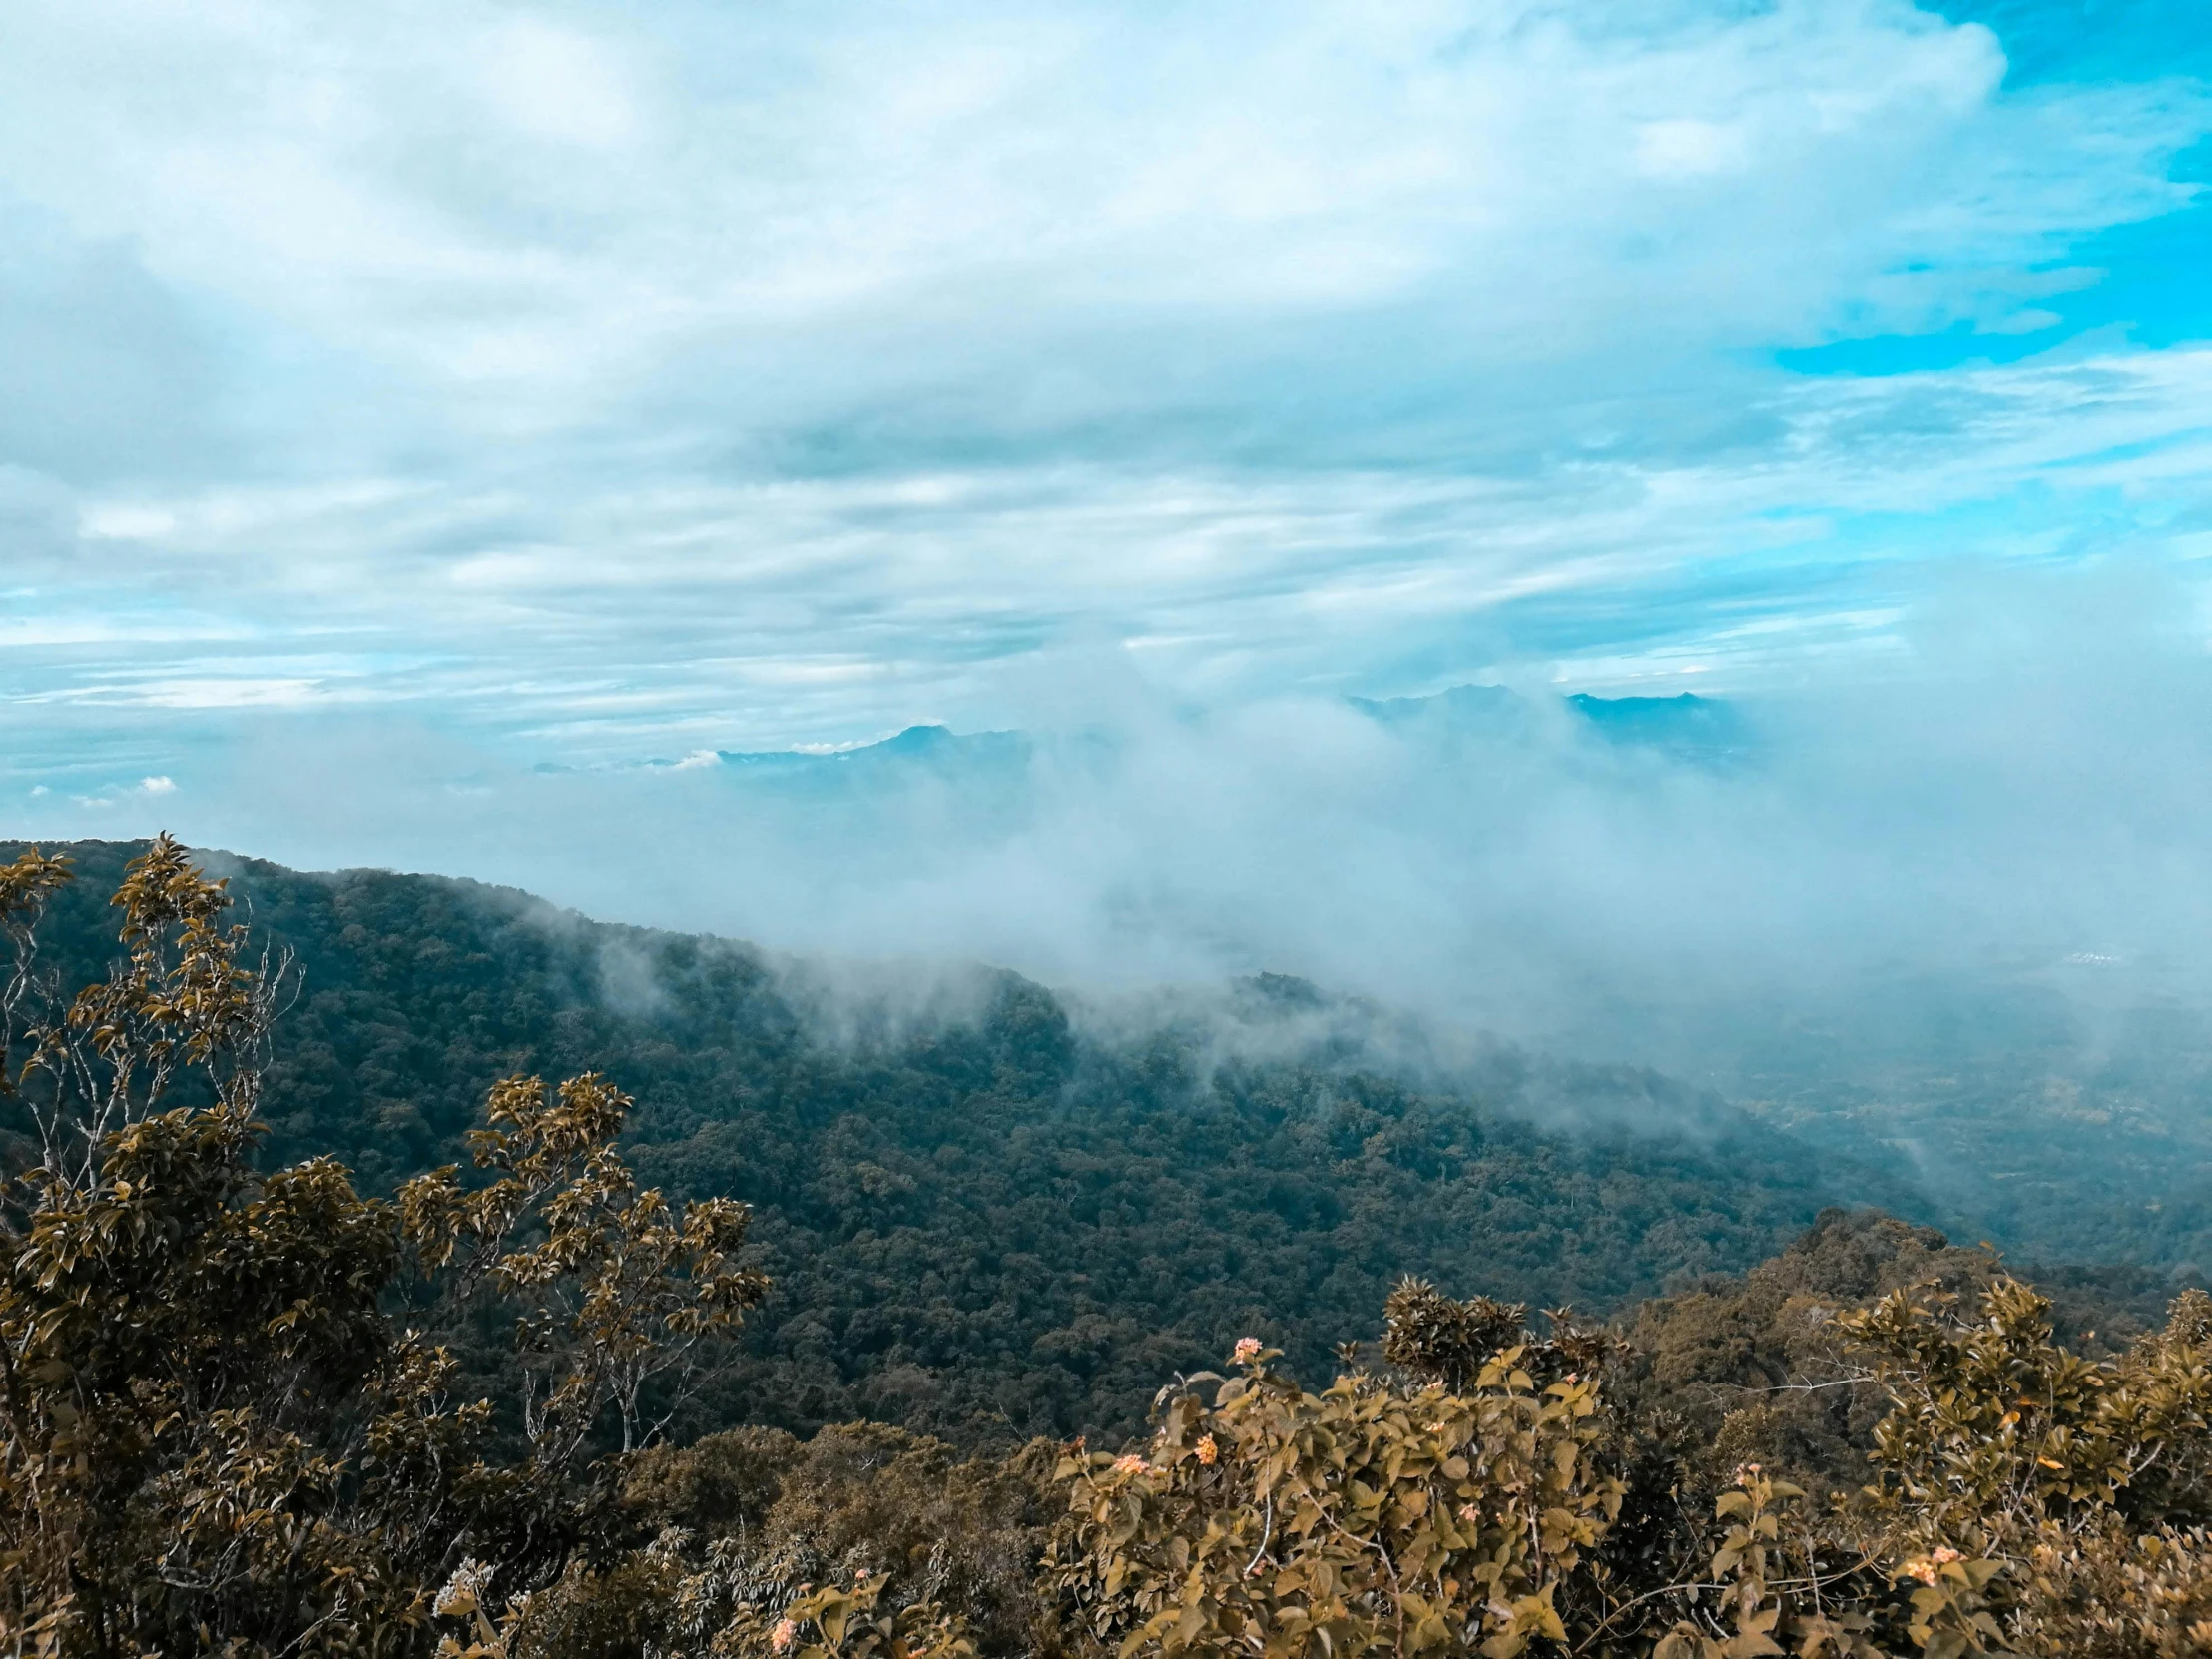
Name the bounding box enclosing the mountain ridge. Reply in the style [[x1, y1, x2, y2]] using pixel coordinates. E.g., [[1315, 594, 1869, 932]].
[[3, 835, 1905, 1446], [612, 683, 1752, 777]]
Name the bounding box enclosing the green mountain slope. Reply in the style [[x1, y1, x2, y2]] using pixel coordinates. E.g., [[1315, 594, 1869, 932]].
[[5, 838, 1914, 1446]]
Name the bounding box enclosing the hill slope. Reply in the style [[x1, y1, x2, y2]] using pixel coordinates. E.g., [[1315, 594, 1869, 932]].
[[7, 838, 1913, 1445]]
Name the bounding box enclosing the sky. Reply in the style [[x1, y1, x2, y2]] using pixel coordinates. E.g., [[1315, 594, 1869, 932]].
[[6, 0, 2212, 1014]]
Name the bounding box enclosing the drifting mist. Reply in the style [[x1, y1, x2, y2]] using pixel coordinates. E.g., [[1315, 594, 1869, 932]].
[[17, 563, 2211, 1075]]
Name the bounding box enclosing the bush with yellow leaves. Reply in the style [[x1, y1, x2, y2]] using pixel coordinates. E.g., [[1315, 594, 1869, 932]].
[[1045, 1322, 1622, 1659], [1045, 1270, 2212, 1659]]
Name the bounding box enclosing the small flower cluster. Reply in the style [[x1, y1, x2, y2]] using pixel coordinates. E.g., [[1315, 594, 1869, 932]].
[[433, 1558, 494, 1617], [771, 1617, 799, 1652], [1112, 1453, 1151, 1477], [1900, 1547, 1963, 1587], [1195, 1434, 1219, 1466]]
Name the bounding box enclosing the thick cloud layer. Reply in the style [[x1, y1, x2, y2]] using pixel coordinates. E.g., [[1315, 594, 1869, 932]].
[[9, 4, 2212, 1184], [16, 564, 2210, 1082], [4, 0, 2210, 765]]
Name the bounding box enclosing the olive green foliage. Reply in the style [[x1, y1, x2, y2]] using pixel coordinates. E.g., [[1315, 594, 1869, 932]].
[[19, 838, 2212, 1658], [1048, 1336, 1622, 1658], [1042, 1295, 1896, 1659], [394, 1420, 1060, 1659], [0, 841, 766, 1657], [618, 1422, 1063, 1659], [711, 1566, 975, 1659], [399, 1071, 766, 1459], [2005, 1523, 2212, 1655], [1047, 1276, 2212, 1659], [1849, 1281, 2212, 1543], [1380, 1281, 1540, 1393], [1, 840, 1903, 1451], [1616, 1210, 2171, 1501], [1836, 1278, 2212, 1655]]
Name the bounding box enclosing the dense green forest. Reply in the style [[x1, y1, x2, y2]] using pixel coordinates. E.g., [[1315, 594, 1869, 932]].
[[0, 838, 1931, 1448], [11, 837, 2212, 1656]]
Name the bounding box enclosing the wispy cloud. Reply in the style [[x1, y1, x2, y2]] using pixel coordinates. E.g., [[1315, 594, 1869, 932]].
[[1, 0, 2208, 776]]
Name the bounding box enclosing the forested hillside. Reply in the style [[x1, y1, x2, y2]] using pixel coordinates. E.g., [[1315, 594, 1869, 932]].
[[3, 837, 1912, 1447], [13, 836, 2212, 1657]]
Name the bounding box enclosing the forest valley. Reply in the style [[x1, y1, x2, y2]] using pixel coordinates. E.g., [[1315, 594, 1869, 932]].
[[6, 840, 2212, 1657]]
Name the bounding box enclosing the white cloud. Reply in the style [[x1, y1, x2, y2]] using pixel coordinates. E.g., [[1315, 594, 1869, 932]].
[[474, 18, 641, 149], [0, 0, 2204, 764], [1634, 118, 1752, 179], [80, 504, 182, 540], [0, 0, 2193, 437], [12, 341, 2198, 758], [23, 563, 2212, 1082]]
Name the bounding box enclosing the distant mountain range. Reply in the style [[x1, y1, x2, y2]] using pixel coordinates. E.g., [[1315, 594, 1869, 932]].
[[1347, 684, 1749, 760], [645, 684, 1753, 782], [713, 720, 1035, 778]]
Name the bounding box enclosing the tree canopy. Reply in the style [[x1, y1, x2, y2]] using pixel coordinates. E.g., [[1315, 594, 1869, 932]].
[[2, 839, 1923, 1449], [7, 839, 2211, 1658]]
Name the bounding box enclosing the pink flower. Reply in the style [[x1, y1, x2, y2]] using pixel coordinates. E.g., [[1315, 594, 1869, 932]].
[[771, 1619, 799, 1653], [1901, 1547, 1963, 1587], [1112, 1454, 1150, 1477], [1232, 1337, 1262, 1365]]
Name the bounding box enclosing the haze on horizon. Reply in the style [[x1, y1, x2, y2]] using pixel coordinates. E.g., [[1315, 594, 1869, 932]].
[[6, 0, 2212, 1050]]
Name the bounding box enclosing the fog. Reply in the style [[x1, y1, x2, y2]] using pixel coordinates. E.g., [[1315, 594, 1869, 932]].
[[19, 561, 2212, 1073], [22, 560, 2212, 1259]]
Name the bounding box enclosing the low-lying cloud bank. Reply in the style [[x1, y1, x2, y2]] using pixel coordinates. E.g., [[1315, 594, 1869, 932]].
[[16, 562, 2212, 1081]]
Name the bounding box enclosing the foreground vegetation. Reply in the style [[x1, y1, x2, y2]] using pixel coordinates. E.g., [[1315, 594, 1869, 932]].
[[7, 840, 2212, 1657]]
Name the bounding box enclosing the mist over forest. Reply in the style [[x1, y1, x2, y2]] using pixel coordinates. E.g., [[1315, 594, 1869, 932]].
[[13, 0, 2212, 1648], [23, 566, 2212, 1287]]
